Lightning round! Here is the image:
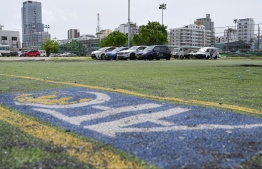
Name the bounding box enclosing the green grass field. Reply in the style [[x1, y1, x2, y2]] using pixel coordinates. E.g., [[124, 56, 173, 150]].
[[0, 58, 262, 168]]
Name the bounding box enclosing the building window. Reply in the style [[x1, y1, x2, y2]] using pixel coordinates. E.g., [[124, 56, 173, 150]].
[[12, 37, 18, 41], [1, 36, 7, 40]]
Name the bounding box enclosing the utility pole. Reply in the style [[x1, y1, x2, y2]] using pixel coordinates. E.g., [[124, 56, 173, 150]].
[[233, 19, 237, 41], [227, 27, 230, 52], [258, 24, 260, 53], [128, 0, 131, 48]]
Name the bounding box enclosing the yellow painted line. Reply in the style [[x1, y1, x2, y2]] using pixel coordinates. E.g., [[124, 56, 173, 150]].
[[0, 73, 261, 115], [0, 106, 143, 168]]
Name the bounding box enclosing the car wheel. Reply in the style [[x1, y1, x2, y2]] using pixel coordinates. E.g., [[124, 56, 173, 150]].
[[214, 56, 218, 59], [148, 55, 153, 60], [130, 53, 135, 60], [166, 55, 171, 60], [36, 55, 40, 57], [101, 54, 105, 60]]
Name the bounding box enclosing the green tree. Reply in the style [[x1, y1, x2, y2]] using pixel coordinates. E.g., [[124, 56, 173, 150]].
[[70, 40, 79, 52], [99, 31, 127, 47], [41, 39, 59, 56], [132, 21, 168, 46]]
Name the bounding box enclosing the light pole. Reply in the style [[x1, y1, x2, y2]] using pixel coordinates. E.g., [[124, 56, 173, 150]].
[[159, 3, 166, 25], [128, 0, 131, 48], [258, 24, 260, 53]]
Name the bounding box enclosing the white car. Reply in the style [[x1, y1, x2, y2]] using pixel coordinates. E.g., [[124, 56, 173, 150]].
[[194, 47, 220, 59], [91, 47, 116, 60], [39, 50, 47, 57], [117, 46, 147, 60]]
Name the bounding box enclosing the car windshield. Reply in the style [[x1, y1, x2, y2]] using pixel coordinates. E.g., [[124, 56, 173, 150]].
[[98, 47, 109, 51], [198, 48, 206, 52], [128, 46, 138, 50], [112, 48, 121, 52], [145, 46, 154, 51]]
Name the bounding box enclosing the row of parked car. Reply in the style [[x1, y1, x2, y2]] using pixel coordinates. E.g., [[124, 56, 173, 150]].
[[49, 52, 77, 57], [91, 45, 220, 61], [91, 45, 173, 61]]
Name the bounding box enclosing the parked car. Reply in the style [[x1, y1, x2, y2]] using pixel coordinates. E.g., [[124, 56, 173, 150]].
[[172, 47, 201, 59], [136, 45, 172, 60], [194, 47, 220, 59], [91, 47, 116, 60], [21, 50, 41, 57], [39, 50, 47, 57], [104, 47, 129, 60], [18, 50, 29, 57], [172, 47, 184, 59], [117, 46, 147, 60], [61, 52, 77, 57]]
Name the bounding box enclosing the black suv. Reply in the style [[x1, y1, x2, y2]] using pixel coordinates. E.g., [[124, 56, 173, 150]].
[[136, 45, 172, 60]]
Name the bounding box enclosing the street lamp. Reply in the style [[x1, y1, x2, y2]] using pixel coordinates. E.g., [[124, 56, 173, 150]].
[[159, 3, 166, 25], [128, 0, 131, 47], [45, 24, 50, 33]]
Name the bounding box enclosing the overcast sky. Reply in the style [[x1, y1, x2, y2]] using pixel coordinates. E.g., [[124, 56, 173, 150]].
[[1, 0, 262, 40]]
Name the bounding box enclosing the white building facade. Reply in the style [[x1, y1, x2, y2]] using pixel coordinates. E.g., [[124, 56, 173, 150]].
[[96, 29, 112, 40], [237, 18, 255, 43], [215, 28, 237, 44], [195, 14, 215, 46], [0, 28, 21, 51], [170, 24, 211, 47], [115, 22, 139, 38]]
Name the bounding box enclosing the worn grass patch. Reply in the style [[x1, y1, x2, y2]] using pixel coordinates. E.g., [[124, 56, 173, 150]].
[[0, 120, 94, 168]]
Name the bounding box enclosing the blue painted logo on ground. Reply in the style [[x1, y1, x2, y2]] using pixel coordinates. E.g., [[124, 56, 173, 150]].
[[1, 87, 262, 168]]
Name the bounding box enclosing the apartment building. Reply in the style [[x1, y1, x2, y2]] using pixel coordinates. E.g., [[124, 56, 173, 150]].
[[215, 28, 237, 44], [68, 29, 80, 39], [96, 29, 112, 40], [115, 22, 139, 38], [237, 18, 255, 43], [170, 24, 211, 47], [195, 14, 215, 46]]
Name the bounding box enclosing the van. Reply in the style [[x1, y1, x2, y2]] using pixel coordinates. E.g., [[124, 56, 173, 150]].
[[172, 47, 184, 59], [39, 50, 47, 57]]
